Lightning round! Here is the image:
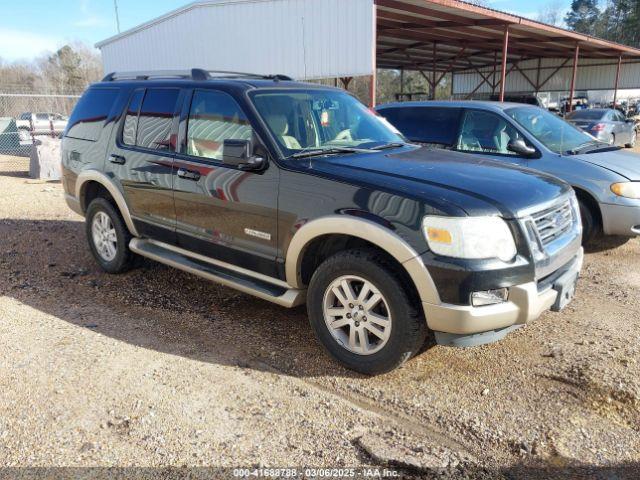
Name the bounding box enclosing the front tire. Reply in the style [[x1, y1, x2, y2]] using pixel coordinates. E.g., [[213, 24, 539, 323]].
[[85, 197, 137, 274], [579, 199, 600, 245], [307, 249, 427, 375]]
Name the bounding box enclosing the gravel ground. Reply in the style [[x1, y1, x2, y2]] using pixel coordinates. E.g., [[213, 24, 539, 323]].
[[0, 155, 639, 479]]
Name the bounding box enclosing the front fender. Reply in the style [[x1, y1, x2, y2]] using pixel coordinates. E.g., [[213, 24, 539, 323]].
[[284, 215, 440, 304]]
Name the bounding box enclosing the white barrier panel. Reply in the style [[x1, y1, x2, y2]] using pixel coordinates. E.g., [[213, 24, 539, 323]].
[[29, 137, 61, 181]]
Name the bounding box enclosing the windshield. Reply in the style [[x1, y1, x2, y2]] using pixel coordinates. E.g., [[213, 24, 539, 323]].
[[566, 110, 606, 121], [250, 89, 404, 156], [506, 106, 599, 154]]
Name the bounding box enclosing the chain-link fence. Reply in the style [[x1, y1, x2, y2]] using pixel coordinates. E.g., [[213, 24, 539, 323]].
[[0, 92, 81, 175]]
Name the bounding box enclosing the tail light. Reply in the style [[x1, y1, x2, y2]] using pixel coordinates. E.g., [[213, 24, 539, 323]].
[[591, 123, 606, 132]]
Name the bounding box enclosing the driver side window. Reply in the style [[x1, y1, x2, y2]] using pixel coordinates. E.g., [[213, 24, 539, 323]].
[[456, 110, 524, 156], [186, 90, 253, 161]]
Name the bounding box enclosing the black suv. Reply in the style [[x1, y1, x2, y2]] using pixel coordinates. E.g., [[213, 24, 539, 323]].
[[62, 69, 583, 374]]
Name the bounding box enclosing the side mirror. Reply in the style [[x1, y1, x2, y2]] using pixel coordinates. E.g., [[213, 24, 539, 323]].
[[222, 139, 265, 171], [507, 138, 537, 158]]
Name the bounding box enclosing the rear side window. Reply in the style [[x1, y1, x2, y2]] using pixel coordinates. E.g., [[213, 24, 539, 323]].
[[135, 88, 180, 151], [122, 90, 144, 146], [378, 107, 461, 146], [65, 88, 118, 141]]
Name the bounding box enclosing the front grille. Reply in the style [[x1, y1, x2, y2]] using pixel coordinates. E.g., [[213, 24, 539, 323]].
[[520, 195, 581, 280], [531, 199, 574, 246]]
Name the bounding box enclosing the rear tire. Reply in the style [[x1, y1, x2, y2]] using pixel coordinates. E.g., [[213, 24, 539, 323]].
[[307, 249, 427, 375], [626, 131, 636, 148], [85, 197, 137, 274]]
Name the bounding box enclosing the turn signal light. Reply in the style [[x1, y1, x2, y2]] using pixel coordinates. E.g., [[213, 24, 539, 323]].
[[426, 227, 452, 245]]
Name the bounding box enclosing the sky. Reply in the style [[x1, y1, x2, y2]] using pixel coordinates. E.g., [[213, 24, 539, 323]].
[[0, 0, 571, 63]]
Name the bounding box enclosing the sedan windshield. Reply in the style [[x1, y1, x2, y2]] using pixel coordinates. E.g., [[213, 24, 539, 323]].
[[250, 89, 405, 157], [506, 106, 600, 154]]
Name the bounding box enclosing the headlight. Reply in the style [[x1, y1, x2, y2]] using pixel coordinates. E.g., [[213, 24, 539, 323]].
[[611, 182, 640, 199], [422, 216, 517, 262]]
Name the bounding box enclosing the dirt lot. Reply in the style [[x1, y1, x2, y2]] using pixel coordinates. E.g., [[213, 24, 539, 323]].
[[0, 155, 639, 479]]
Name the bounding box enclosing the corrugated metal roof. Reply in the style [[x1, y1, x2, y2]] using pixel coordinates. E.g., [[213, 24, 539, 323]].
[[98, 0, 375, 80], [375, 0, 640, 74], [96, 1, 243, 48], [96, 0, 640, 87]]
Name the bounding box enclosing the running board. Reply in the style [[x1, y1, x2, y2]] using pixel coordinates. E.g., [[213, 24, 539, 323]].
[[129, 238, 306, 308]]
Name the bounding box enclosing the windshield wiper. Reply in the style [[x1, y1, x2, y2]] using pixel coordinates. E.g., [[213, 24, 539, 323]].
[[576, 144, 621, 154], [289, 146, 375, 159], [567, 141, 600, 155], [371, 142, 408, 151]]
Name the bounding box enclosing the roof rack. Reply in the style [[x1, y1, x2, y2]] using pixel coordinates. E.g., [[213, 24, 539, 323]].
[[101, 68, 293, 82]]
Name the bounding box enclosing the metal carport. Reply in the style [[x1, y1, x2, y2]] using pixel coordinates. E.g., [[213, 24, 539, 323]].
[[373, 0, 640, 109]]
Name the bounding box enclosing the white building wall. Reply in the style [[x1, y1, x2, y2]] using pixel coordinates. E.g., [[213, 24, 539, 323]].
[[452, 57, 640, 95], [97, 0, 375, 80]]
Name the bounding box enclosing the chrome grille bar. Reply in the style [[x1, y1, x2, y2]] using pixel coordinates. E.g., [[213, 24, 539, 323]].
[[532, 200, 573, 246]]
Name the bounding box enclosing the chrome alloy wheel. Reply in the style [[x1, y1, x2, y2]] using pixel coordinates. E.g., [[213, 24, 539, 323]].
[[322, 275, 392, 355], [91, 211, 117, 262]]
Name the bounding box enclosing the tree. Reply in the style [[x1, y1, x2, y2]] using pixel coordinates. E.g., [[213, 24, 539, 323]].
[[0, 42, 102, 96], [599, 0, 640, 47], [536, 0, 565, 26], [564, 0, 640, 48], [627, 0, 640, 47], [0, 60, 39, 92], [36, 43, 102, 93], [565, 0, 601, 33]]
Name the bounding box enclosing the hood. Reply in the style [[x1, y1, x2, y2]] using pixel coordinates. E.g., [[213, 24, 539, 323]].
[[573, 148, 640, 181], [308, 146, 571, 218]]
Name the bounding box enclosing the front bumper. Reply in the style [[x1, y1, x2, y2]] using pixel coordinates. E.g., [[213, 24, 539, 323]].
[[600, 202, 640, 236], [422, 248, 583, 342]]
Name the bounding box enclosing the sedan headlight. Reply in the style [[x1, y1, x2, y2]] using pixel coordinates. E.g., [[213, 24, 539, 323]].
[[422, 216, 517, 262], [611, 182, 640, 199]]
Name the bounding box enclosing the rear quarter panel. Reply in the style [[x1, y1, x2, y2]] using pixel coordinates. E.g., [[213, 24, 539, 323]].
[[61, 88, 130, 202]]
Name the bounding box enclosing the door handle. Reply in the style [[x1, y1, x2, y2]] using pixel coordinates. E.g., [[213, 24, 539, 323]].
[[177, 168, 201, 181], [109, 154, 126, 165]]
